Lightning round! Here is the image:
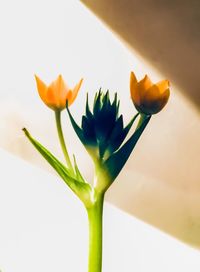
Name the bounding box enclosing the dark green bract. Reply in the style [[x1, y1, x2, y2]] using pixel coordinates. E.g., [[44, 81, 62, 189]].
[[67, 90, 151, 183]]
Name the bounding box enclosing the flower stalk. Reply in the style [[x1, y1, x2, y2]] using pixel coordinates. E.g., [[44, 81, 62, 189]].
[[87, 193, 104, 272], [136, 113, 148, 130], [55, 110, 73, 170]]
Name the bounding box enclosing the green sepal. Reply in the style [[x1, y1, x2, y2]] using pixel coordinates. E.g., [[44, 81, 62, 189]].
[[66, 105, 98, 160], [66, 106, 85, 144], [22, 128, 92, 204], [105, 113, 139, 157], [103, 114, 151, 181], [93, 91, 119, 142]]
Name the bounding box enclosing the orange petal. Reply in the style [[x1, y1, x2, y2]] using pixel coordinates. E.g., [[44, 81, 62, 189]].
[[131, 75, 153, 107], [55, 75, 68, 94], [56, 75, 70, 106], [66, 90, 73, 105], [141, 85, 170, 114], [130, 71, 137, 86], [137, 75, 153, 97], [130, 72, 140, 105], [47, 75, 66, 108], [49, 75, 60, 101], [156, 80, 170, 94], [35, 75, 48, 103], [44, 87, 58, 109], [68, 78, 83, 106]]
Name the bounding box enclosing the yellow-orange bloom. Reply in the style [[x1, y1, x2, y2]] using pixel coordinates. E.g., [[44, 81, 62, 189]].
[[130, 71, 170, 115], [35, 75, 83, 111]]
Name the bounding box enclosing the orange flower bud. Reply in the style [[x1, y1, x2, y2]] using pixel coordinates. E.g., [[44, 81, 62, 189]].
[[130, 71, 170, 115], [35, 75, 83, 111]]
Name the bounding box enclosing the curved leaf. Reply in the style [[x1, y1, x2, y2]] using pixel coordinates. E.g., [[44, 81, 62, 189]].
[[22, 128, 91, 203]]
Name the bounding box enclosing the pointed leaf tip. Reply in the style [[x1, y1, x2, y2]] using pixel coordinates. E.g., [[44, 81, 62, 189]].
[[23, 128, 91, 202], [22, 127, 29, 136]]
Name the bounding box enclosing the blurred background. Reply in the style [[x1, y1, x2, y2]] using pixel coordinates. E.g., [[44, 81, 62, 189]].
[[0, 0, 200, 247]]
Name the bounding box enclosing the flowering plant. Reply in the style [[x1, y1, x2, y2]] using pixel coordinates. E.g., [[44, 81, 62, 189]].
[[23, 71, 170, 272]]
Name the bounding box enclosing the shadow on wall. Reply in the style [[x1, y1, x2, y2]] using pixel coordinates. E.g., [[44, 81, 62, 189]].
[[106, 169, 200, 249], [80, 0, 200, 248], [81, 0, 200, 111]]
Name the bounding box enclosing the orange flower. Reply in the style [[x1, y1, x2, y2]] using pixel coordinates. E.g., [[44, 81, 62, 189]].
[[130, 71, 170, 115], [35, 75, 83, 111]]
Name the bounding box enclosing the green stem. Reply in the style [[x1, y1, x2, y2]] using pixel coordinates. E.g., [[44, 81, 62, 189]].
[[87, 193, 104, 272], [136, 113, 149, 130], [55, 110, 73, 170]]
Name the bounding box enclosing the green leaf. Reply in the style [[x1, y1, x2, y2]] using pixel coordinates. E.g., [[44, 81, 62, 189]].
[[22, 128, 91, 202], [103, 114, 151, 181], [73, 155, 86, 183]]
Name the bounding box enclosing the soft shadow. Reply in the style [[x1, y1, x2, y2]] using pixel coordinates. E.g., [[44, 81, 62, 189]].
[[81, 0, 200, 110]]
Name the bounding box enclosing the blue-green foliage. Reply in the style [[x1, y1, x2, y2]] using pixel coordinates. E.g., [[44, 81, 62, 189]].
[[67, 90, 151, 182], [67, 90, 137, 162], [103, 115, 150, 180]]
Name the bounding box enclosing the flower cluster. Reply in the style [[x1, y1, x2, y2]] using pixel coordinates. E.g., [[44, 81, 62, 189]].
[[35, 71, 170, 114], [23, 70, 170, 272], [23, 70, 170, 195]]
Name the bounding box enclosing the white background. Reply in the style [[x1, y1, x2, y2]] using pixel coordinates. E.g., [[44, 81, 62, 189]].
[[0, 2, 200, 267]]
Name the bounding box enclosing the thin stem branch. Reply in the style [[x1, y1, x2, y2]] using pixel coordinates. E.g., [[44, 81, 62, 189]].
[[55, 110, 73, 170]]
